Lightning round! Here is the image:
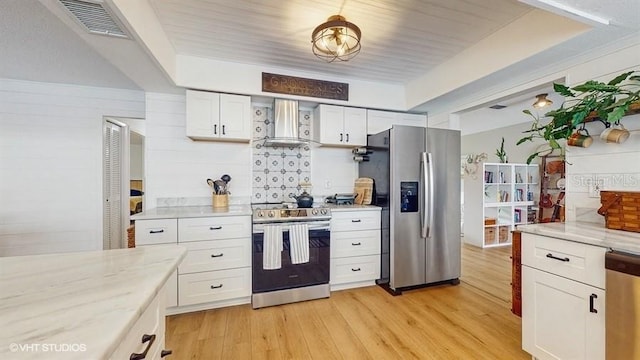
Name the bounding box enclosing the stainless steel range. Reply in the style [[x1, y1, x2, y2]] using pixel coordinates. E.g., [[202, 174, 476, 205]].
[[251, 203, 331, 309]]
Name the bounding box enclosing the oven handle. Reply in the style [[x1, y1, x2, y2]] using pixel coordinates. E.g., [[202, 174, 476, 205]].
[[252, 221, 331, 234]]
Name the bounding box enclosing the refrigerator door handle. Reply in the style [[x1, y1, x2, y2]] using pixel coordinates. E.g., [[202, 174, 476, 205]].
[[427, 153, 435, 238], [420, 152, 428, 238]]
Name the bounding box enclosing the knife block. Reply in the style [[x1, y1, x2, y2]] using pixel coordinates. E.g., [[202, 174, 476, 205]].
[[212, 194, 229, 208]]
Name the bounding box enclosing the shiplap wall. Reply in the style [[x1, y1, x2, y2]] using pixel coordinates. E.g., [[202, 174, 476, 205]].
[[0, 79, 145, 256], [144, 93, 253, 207]]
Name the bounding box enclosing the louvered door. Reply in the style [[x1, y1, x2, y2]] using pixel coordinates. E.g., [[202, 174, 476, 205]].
[[103, 120, 124, 250]]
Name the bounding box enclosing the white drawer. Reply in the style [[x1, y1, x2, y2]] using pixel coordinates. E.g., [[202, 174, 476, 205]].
[[178, 267, 251, 306], [331, 211, 380, 232], [135, 219, 178, 245], [331, 255, 380, 285], [521, 233, 606, 289], [178, 216, 250, 242], [179, 239, 251, 274], [331, 229, 381, 258], [110, 287, 165, 359]]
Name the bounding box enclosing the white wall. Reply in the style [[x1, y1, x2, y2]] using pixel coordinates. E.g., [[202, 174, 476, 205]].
[[144, 92, 252, 207], [130, 143, 144, 180], [0, 79, 145, 256]]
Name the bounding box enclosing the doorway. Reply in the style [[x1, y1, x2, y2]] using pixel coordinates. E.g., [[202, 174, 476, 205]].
[[103, 118, 129, 250]]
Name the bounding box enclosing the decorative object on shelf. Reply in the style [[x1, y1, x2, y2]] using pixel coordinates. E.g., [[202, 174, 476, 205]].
[[462, 152, 488, 178], [518, 70, 640, 163], [311, 15, 361, 62], [566, 126, 593, 148], [496, 137, 508, 163], [598, 191, 640, 233], [532, 93, 553, 108], [600, 121, 630, 144]]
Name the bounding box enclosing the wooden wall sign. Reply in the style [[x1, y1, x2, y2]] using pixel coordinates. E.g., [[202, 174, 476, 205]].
[[262, 72, 349, 101]]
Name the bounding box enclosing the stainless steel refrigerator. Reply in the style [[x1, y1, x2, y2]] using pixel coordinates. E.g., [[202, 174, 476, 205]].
[[359, 125, 461, 294]]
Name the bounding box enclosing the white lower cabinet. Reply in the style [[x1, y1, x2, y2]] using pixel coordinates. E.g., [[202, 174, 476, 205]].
[[110, 285, 170, 359], [521, 233, 605, 360], [134, 219, 179, 308], [175, 215, 252, 312], [330, 209, 381, 290], [178, 267, 251, 306]]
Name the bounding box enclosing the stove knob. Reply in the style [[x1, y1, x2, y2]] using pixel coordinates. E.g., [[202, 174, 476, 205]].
[[311, 209, 319, 215], [267, 211, 275, 218], [320, 209, 328, 215], [257, 211, 264, 217]]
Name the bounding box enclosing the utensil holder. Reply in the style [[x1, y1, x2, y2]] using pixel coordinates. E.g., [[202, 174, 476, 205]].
[[212, 194, 229, 208]]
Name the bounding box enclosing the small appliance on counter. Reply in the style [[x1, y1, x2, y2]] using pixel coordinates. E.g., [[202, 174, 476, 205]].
[[325, 193, 357, 205]]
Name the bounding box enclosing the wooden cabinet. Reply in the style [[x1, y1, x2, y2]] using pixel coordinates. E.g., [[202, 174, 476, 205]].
[[135, 219, 179, 308], [176, 215, 252, 311], [521, 232, 606, 360], [366, 109, 426, 135], [185, 90, 251, 142], [465, 163, 538, 247], [110, 284, 170, 359], [330, 209, 381, 290], [313, 104, 367, 146], [511, 230, 522, 317]]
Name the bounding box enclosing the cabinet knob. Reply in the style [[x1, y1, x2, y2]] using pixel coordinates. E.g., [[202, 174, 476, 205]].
[[214, 124, 218, 134], [351, 242, 361, 246], [346, 133, 350, 142], [340, 133, 343, 142], [222, 125, 226, 135], [211, 253, 224, 258], [351, 268, 361, 272], [210, 284, 223, 289], [161, 350, 173, 358]]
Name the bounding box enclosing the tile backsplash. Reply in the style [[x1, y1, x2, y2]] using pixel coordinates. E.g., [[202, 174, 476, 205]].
[[251, 106, 312, 203]]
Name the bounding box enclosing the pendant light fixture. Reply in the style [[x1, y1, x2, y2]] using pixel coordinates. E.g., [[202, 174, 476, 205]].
[[311, 15, 361, 62], [533, 93, 553, 108]]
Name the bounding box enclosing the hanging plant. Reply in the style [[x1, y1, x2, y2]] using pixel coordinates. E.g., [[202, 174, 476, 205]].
[[518, 70, 640, 163]]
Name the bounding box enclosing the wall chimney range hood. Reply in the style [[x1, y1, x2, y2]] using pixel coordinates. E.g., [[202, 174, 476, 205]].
[[264, 99, 308, 147]]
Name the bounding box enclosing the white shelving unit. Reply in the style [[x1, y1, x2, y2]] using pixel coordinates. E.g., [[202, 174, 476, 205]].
[[464, 163, 539, 248]]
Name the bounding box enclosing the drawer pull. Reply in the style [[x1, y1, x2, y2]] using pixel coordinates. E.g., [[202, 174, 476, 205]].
[[210, 253, 224, 258], [130, 333, 156, 360], [589, 294, 598, 313], [351, 219, 362, 223], [351, 242, 362, 246], [209, 226, 223, 230], [210, 284, 223, 289], [161, 349, 173, 358], [351, 267, 361, 272], [546, 253, 570, 262], [149, 229, 164, 234]]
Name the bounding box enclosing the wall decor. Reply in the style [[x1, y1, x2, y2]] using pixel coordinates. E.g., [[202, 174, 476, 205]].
[[252, 106, 312, 203], [262, 72, 349, 101]]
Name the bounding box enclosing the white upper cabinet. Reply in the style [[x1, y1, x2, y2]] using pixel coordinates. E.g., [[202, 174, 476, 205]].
[[313, 104, 367, 146], [367, 109, 427, 135], [186, 90, 251, 142]]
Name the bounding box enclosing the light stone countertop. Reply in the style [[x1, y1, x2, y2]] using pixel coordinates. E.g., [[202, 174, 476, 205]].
[[0, 245, 186, 359], [517, 221, 640, 255], [131, 205, 252, 220], [325, 204, 381, 211]]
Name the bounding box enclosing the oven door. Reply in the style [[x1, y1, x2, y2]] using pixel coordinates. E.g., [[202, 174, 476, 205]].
[[252, 221, 330, 293]]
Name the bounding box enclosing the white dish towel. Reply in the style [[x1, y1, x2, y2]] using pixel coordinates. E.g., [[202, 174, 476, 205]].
[[263, 225, 283, 270], [289, 223, 310, 264]]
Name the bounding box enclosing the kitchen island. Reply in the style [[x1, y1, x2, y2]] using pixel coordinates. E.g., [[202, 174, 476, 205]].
[[516, 221, 640, 360], [0, 245, 186, 359]]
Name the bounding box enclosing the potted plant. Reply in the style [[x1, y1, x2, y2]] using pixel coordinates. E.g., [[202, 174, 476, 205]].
[[518, 70, 640, 163]]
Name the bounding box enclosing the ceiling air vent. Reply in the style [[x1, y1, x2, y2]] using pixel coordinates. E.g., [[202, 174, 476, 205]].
[[489, 104, 507, 110], [58, 0, 130, 39]]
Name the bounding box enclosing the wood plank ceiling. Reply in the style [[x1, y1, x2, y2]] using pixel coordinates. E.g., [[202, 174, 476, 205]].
[[148, 0, 533, 84]]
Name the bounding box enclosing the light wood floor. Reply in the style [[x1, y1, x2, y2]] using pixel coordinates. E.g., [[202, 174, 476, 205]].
[[166, 243, 526, 359]]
